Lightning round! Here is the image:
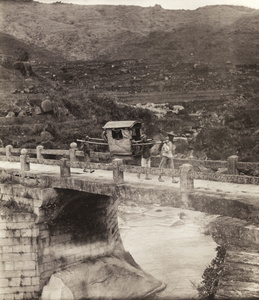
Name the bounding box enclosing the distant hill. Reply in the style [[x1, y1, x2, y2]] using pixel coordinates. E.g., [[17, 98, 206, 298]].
[[0, 2, 258, 64], [0, 32, 65, 62]]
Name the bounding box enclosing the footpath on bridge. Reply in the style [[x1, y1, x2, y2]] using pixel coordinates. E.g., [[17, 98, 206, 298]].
[[1, 161, 259, 200]]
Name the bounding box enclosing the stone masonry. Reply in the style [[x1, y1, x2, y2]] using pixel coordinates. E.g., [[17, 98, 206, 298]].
[[0, 211, 39, 300], [0, 179, 121, 300]]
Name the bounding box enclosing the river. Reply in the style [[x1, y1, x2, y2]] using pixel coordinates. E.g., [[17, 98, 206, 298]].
[[118, 203, 218, 299]]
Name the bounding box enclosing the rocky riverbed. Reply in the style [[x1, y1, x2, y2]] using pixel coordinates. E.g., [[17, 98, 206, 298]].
[[118, 203, 218, 299]]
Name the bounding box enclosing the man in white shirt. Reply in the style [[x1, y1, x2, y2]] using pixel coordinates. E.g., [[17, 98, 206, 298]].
[[158, 134, 178, 183]]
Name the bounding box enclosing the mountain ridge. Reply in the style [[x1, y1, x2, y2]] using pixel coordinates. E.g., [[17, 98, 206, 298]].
[[0, 2, 258, 64]]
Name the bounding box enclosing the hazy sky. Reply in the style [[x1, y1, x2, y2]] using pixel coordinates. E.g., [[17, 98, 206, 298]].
[[38, 0, 259, 10]]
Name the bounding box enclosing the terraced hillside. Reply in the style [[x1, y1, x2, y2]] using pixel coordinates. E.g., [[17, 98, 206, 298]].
[[1, 57, 258, 159], [31, 60, 254, 102], [0, 2, 259, 160]]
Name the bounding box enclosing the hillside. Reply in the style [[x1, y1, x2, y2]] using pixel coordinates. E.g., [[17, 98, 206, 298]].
[[0, 2, 259, 161], [0, 2, 258, 64]]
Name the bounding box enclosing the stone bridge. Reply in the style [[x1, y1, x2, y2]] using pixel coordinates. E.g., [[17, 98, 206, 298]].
[[1, 146, 259, 299]]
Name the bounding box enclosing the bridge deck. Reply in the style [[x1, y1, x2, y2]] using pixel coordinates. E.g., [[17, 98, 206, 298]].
[[1, 161, 259, 200]]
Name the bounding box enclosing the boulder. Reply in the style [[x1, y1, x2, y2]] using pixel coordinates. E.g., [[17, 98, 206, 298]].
[[41, 99, 53, 113], [172, 105, 184, 114], [18, 110, 26, 117], [5, 112, 15, 118], [34, 106, 42, 115], [41, 251, 165, 300], [41, 130, 54, 142]]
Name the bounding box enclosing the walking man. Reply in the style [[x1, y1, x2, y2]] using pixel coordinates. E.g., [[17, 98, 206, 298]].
[[140, 134, 152, 180], [80, 136, 94, 173], [158, 132, 178, 183]]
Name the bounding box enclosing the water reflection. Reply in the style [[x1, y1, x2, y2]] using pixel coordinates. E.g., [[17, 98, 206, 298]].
[[118, 204, 217, 300]]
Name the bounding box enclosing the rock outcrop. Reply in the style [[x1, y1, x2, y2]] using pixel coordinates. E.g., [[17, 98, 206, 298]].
[[41, 251, 166, 300], [210, 217, 259, 299]]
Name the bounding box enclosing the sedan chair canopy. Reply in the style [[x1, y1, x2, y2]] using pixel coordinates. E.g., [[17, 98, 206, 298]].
[[102, 121, 142, 158]]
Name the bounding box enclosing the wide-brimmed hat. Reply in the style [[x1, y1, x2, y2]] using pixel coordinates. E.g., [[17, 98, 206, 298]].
[[166, 131, 176, 136], [141, 134, 147, 141]]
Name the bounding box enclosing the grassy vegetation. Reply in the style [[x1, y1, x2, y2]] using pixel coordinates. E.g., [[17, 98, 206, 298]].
[[197, 246, 226, 299], [54, 91, 156, 143]]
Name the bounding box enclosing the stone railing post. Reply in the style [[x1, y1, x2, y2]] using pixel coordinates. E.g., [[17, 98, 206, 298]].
[[189, 149, 194, 159], [69, 142, 78, 162], [180, 164, 194, 205], [144, 167, 150, 180], [20, 149, 30, 171], [60, 158, 71, 177], [6, 145, 13, 157], [36, 145, 44, 160], [137, 167, 144, 179], [227, 155, 239, 175], [113, 159, 124, 184]]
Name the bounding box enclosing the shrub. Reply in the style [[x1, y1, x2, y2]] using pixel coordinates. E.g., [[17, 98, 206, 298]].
[[195, 126, 237, 160], [15, 49, 29, 62], [1, 56, 15, 69], [197, 245, 226, 299], [88, 92, 155, 124]]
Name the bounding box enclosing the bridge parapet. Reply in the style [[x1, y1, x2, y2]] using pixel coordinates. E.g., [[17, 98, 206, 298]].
[[1, 144, 259, 185]]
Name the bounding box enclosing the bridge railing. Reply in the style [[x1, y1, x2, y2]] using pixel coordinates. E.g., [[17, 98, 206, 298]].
[[0, 144, 110, 162], [1, 144, 259, 185], [120, 162, 259, 185]]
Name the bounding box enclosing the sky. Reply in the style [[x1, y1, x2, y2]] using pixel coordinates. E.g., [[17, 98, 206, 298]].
[[38, 0, 259, 10]]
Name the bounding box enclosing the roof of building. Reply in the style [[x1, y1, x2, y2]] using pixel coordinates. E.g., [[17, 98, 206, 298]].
[[102, 120, 141, 129]]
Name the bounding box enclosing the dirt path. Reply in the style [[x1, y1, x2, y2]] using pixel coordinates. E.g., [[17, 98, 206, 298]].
[[1, 161, 259, 198]]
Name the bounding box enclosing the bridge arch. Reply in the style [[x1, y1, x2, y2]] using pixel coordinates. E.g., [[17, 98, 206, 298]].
[[0, 179, 165, 300], [40, 189, 120, 245], [34, 188, 122, 290]]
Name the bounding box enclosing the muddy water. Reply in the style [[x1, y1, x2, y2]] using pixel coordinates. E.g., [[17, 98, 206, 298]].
[[118, 204, 218, 300]]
